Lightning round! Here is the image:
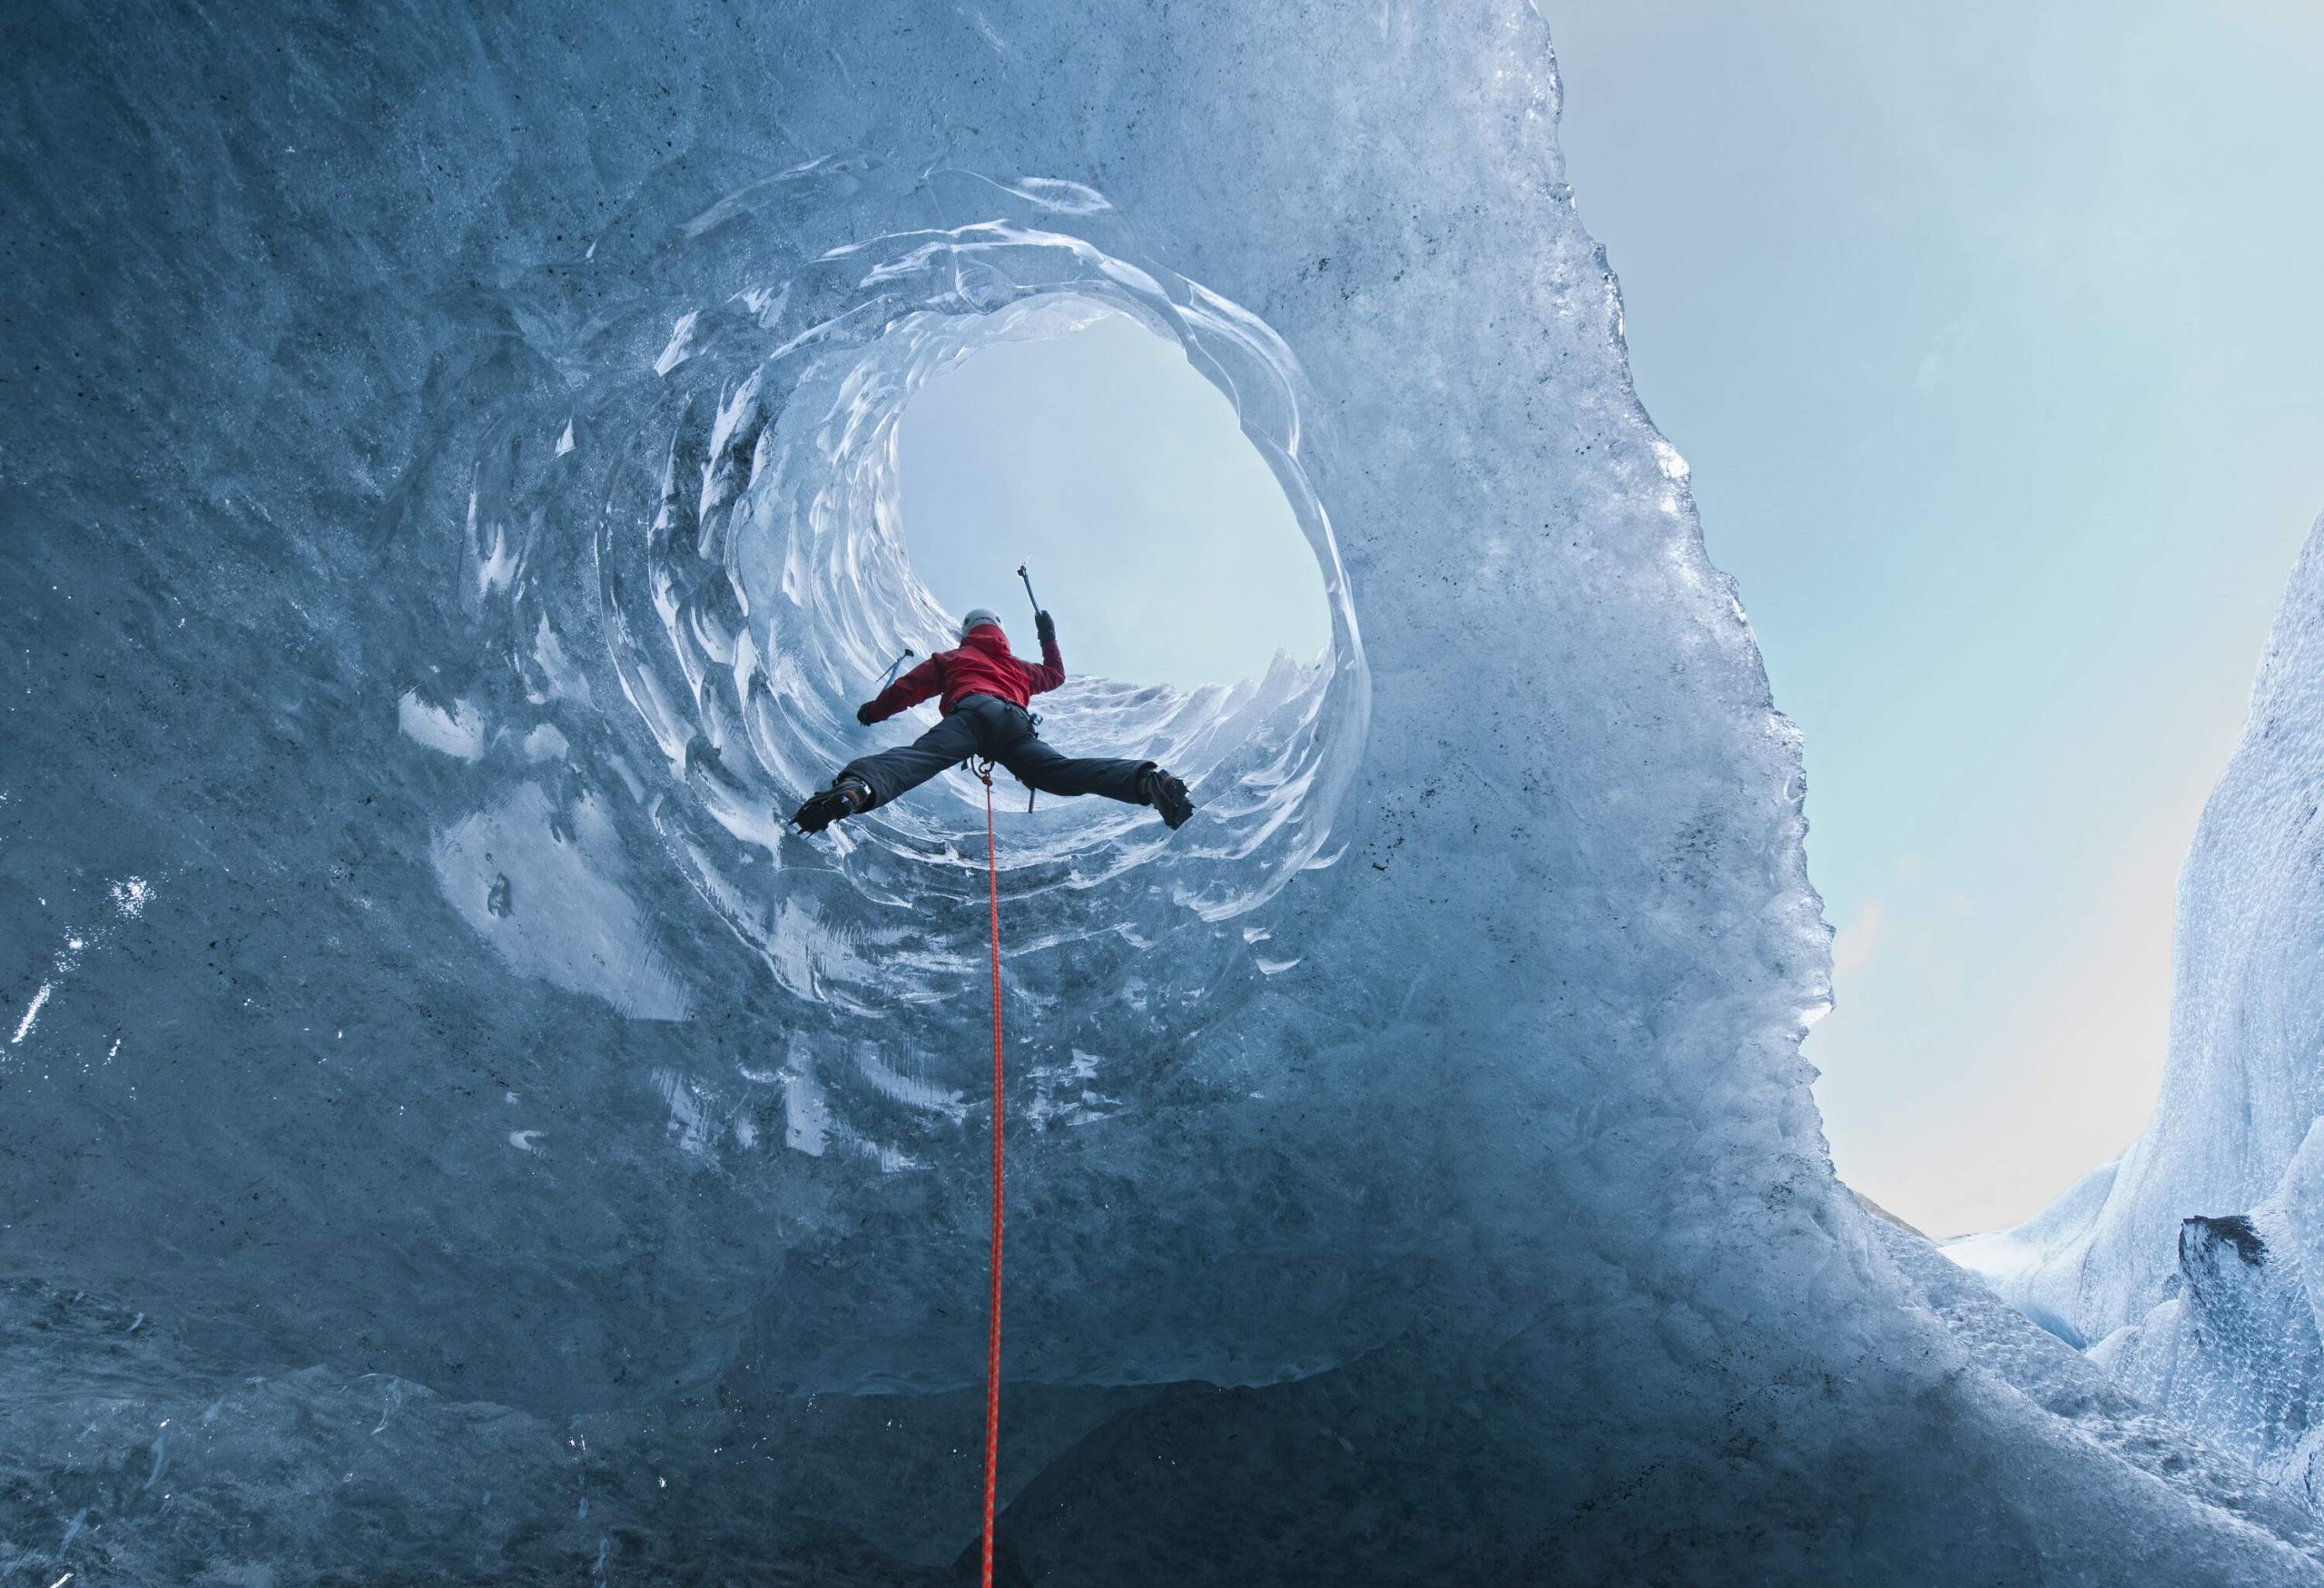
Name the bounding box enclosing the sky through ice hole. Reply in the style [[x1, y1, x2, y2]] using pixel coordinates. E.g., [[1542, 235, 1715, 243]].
[[895, 311, 1331, 692]]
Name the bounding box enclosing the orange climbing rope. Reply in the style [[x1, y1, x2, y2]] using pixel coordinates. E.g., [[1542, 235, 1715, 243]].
[[975, 762, 1006, 1588]]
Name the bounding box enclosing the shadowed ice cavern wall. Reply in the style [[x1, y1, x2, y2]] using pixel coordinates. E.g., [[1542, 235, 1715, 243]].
[[5, 2, 2323, 1583]]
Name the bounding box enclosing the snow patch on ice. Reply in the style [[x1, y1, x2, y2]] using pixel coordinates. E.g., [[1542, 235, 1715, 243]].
[[429, 784, 689, 1020], [397, 692, 487, 762], [11, 982, 53, 1045]]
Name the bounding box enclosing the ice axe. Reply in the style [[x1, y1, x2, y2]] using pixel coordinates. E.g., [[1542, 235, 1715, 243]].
[[875, 647, 915, 691], [1016, 563, 1039, 617]]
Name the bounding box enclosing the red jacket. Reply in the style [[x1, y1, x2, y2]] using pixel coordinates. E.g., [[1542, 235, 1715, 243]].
[[861, 624, 1065, 723]]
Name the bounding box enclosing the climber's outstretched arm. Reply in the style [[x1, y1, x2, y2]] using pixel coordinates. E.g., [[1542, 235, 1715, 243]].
[[858, 655, 944, 725], [1023, 610, 1066, 696]]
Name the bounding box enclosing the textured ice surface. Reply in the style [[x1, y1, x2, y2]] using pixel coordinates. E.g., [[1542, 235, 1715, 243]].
[[6, 2, 2322, 1583], [1873, 1207, 2324, 1556], [1955, 517, 2324, 1507]]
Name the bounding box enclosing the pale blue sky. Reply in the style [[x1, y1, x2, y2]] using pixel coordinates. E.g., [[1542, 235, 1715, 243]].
[[1548, 0, 2324, 1233], [896, 312, 1328, 690], [896, 0, 2324, 1238]]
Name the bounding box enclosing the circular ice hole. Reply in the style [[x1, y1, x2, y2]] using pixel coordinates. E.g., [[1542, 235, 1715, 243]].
[[724, 265, 1362, 944], [893, 308, 1331, 691]]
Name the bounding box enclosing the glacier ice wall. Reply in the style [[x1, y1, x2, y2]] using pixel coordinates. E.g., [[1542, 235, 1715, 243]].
[[1956, 516, 2324, 1504], [5, 2, 2321, 1582]]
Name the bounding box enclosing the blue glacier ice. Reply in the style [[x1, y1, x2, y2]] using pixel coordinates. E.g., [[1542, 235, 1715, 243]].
[[1955, 516, 2324, 1510], [6, 2, 2323, 1582]]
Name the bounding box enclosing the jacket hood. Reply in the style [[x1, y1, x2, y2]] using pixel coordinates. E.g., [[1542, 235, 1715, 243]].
[[960, 624, 1013, 657]]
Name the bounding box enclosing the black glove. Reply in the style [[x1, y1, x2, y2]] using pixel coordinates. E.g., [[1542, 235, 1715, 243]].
[[1035, 609, 1057, 646], [855, 702, 877, 726]]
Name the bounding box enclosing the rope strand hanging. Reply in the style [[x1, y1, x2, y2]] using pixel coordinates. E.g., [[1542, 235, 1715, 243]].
[[975, 758, 1006, 1588]]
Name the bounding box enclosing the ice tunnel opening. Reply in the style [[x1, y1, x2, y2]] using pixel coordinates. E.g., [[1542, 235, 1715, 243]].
[[891, 305, 1333, 694], [441, 173, 1373, 1016], [712, 272, 1367, 915]]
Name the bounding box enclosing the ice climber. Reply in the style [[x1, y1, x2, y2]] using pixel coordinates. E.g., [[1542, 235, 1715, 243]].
[[789, 607, 1197, 834]]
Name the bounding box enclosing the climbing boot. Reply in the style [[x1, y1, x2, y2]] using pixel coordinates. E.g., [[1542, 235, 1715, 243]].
[[1141, 767, 1195, 831], [791, 774, 872, 834]]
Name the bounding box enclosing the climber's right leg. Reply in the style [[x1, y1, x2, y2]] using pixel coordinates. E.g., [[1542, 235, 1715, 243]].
[[841, 709, 987, 809], [791, 711, 980, 833]]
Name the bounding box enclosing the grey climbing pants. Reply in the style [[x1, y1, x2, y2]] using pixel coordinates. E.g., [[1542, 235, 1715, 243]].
[[841, 693, 1157, 812]]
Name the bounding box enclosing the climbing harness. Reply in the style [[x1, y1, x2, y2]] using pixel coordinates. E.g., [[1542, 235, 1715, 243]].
[[957, 715, 1041, 813], [973, 757, 1006, 1588]]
